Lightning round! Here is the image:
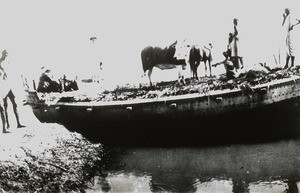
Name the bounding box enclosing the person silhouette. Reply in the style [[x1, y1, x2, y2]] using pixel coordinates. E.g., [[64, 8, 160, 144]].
[[0, 50, 25, 129], [282, 8, 300, 69], [228, 18, 244, 70]]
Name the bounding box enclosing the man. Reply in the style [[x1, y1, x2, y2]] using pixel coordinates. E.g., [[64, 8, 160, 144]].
[[228, 18, 244, 70], [0, 50, 25, 129], [212, 50, 236, 80], [282, 8, 300, 69]]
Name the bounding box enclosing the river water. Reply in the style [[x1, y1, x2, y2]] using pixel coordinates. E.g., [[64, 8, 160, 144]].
[[22, 102, 300, 192], [98, 140, 300, 193], [88, 123, 300, 192]]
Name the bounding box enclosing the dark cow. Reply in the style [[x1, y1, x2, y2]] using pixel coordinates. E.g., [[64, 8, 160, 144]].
[[60, 75, 79, 92], [176, 43, 213, 79], [37, 70, 61, 93], [141, 41, 187, 86], [189, 46, 201, 79], [37, 71, 79, 93]]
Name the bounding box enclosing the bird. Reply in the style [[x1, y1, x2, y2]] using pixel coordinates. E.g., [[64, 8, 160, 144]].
[[90, 37, 97, 43]]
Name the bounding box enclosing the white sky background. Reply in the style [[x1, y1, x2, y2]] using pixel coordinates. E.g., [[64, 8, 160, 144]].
[[0, 0, 300, 89]]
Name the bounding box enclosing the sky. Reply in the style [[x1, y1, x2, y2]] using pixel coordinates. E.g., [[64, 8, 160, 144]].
[[0, 0, 300, 89]]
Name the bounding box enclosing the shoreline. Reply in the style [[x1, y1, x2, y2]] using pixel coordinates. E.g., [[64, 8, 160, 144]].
[[0, 106, 107, 192]]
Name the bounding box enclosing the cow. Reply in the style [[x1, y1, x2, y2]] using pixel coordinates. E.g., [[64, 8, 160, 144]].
[[176, 43, 213, 79], [37, 70, 79, 93], [188, 46, 201, 79], [59, 75, 79, 92], [141, 41, 188, 86], [37, 69, 61, 93]]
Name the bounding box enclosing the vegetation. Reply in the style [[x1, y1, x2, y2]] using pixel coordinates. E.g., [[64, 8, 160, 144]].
[[0, 129, 109, 192]]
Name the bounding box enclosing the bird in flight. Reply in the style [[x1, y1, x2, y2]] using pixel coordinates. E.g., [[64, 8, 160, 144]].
[[90, 37, 97, 43]]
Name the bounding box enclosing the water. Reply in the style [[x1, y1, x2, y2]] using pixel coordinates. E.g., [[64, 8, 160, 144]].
[[66, 110, 300, 193], [95, 139, 300, 192], [82, 100, 300, 193], [25, 100, 300, 192]]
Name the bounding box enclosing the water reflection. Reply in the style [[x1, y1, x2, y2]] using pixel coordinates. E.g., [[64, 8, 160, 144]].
[[195, 179, 233, 193], [248, 180, 288, 193], [94, 140, 300, 192], [105, 173, 152, 192]]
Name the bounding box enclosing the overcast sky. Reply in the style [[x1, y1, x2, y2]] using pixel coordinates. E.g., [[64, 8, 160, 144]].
[[1, 0, 300, 87]]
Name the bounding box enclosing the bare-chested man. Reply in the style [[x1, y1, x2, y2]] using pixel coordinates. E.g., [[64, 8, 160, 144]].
[[0, 50, 25, 130], [212, 50, 236, 80]]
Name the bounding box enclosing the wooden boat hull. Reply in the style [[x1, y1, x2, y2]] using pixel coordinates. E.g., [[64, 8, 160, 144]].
[[25, 76, 300, 145]]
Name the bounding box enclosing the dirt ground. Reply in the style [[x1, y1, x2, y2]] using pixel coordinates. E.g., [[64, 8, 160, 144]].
[[0, 106, 107, 192]]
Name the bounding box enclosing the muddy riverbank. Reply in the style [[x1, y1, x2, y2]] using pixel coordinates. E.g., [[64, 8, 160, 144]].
[[0, 107, 108, 192]]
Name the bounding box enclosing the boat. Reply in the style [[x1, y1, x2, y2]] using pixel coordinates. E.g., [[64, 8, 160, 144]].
[[24, 74, 300, 145]]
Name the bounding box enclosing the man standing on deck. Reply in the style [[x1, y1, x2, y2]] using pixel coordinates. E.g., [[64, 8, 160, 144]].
[[228, 18, 244, 70], [282, 8, 300, 69], [0, 50, 25, 129]]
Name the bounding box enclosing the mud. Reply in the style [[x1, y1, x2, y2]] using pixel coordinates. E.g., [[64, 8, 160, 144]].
[[0, 122, 108, 192]]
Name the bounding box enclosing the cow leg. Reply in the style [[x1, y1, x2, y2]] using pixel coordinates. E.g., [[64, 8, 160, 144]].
[[193, 66, 196, 79], [195, 61, 201, 80], [190, 67, 194, 79], [208, 60, 212, 77], [178, 66, 186, 84], [177, 70, 183, 84], [204, 61, 208, 77], [148, 68, 153, 86], [190, 64, 195, 79], [195, 66, 199, 80], [194, 64, 198, 80], [189, 63, 194, 79]]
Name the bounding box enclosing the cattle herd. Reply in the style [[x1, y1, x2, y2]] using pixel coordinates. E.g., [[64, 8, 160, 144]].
[[36, 39, 294, 97], [141, 41, 213, 86]]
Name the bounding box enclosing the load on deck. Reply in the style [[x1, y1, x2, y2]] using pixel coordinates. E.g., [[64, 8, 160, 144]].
[[35, 67, 300, 104]]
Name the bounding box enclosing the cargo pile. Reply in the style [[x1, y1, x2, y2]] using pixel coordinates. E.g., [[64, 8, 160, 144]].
[[38, 67, 300, 103]]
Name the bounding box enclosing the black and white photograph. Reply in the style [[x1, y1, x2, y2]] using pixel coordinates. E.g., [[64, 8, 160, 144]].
[[1, 0, 300, 192]]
